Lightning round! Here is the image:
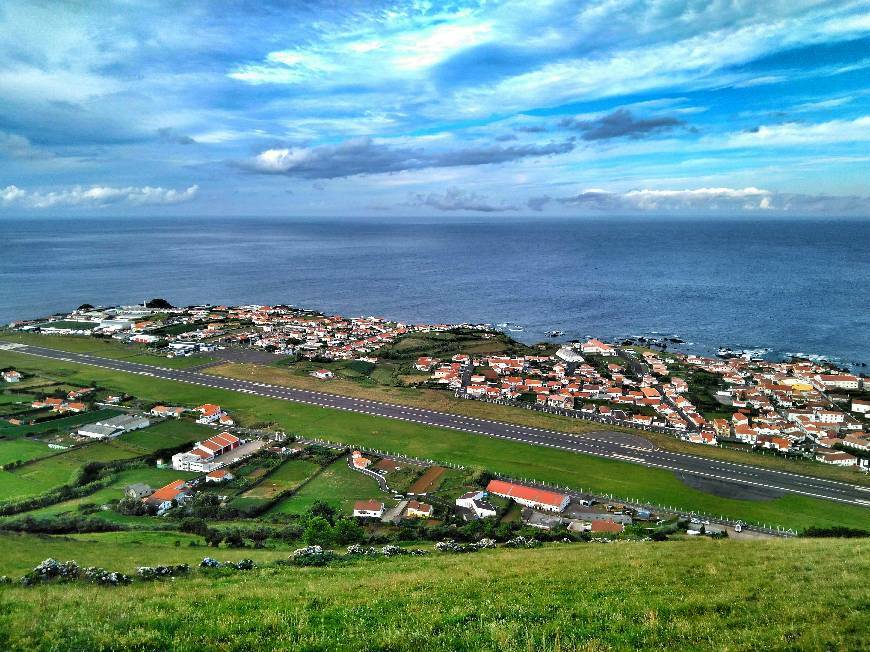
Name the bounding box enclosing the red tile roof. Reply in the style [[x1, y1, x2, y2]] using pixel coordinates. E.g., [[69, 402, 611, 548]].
[[486, 479, 567, 508]]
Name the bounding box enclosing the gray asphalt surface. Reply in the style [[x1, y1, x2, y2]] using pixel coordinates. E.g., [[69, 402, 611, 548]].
[[4, 341, 870, 510]]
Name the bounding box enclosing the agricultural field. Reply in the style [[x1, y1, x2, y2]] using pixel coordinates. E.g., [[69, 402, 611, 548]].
[[1, 349, 869, 531], [0, 537, 866, 651], [268, 458, 388, 516], [238, 458, 320, 501], [0, 439, 56, 466]]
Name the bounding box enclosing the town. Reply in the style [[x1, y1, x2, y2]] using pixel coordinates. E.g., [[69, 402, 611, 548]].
[[7, 300, 869, 470]]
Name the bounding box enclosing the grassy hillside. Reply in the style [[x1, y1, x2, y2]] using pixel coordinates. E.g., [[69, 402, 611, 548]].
[[1, 350, 869, 531], [0, 536, 866, 651]]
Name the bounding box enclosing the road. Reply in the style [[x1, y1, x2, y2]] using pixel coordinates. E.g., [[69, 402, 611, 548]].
[[4, 341, 870, 509]]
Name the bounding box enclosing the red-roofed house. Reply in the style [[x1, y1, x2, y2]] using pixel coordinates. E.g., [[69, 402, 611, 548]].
[[145, 480, 191, 513], [486, 479, 570, 512]]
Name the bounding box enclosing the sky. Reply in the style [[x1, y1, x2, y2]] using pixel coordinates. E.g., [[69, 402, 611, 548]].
[[1, 0, 869, 217]]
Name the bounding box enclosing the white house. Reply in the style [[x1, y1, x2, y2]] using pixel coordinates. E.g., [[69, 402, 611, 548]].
[[580, 339, 615, 355], [353, 500, 384, 518], [815, 450, 858, 467], [455, 491, 498, 519], [1, 370, 22, 383], [851, 399, 870, 415], [205, 469, 234, 483], [311, 369, 334, 379], [815, 374, 860, 391]]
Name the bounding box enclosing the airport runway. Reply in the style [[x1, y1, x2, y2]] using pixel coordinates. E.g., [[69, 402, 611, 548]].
[[4, 341, 870, 509]]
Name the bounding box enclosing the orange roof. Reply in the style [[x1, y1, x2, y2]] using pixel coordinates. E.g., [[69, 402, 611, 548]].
[[148, 480, 188, 503], [486, 479, 567, 508], [590, 519, 623, 533], [354, 500, 383, 511]]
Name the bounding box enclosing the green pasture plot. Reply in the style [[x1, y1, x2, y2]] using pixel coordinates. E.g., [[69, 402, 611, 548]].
[[267, 458, 386, 516]]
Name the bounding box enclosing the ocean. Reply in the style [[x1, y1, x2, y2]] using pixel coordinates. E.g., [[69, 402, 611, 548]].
[[1, 215, 868, 367]]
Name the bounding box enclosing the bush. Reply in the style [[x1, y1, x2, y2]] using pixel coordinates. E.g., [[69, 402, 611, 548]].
[[291, 545, 336, 566], [117, 497, 155, 517], [136, 564, 190, 580], [504, 536, 541, 549], [82, 567, 132, 586]]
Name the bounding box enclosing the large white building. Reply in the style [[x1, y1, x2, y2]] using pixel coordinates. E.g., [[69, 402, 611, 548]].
[[172, 431, 242, 472], [815, 374, 861, 391], [77, 414, 150, 439]]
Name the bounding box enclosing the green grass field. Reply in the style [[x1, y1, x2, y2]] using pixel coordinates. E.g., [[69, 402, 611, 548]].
[[268, 458, 387, 516], [1, 332, 214, 369], [1, 349, 868, 531], [239, 458, 320, 500], [0, 536, 866, 651], [117, 419, 211, 453], [0, 439, 55, 466], [0, 440, 144, 501]]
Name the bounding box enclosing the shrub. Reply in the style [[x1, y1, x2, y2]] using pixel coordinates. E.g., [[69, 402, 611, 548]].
[[199, 557, 222, 568], [291, 545, 336, 566], [82, 567, 132, 586], [137, 564, 190, 580], [504, 536, 541, 549]]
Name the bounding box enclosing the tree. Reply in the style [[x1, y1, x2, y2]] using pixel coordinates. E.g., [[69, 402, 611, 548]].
[[145, 298, 174, 309], [223, 529, 245, 548], [303, 516, 334, 546], [248, 527, 271, 548], [76, 303, 94, 311], [307, 500, 336, 524], [203, 528, 224, 548], [333, 518, 364, 545]]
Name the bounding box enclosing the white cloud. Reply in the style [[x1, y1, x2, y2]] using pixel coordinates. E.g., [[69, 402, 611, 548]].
[[540, 186, 870, 214], [0, 184, 200, 209], [726, 116, 870, 148]]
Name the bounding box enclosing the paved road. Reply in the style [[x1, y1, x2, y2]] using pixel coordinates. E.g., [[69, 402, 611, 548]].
[[4, 341, 870, 510]]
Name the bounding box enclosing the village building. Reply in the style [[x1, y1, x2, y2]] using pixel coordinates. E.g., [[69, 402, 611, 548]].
[[405, 500, 434, 519], [145, 480, 192, 514], [455, 490, 498, 519], [77, 414, 150, 440], [486, 479, 570, 513], [171, 431, 242, 472], [353, 500, 384, 518]]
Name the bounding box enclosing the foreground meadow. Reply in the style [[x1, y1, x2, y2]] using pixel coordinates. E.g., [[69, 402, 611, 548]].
[[0, 537, 867, 651]]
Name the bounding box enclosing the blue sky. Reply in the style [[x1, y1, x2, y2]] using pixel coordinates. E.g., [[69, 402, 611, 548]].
[[1, 0, 868, 216]]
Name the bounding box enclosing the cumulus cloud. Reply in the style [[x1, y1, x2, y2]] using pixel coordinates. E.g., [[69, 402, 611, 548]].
[[559, 109, 686, 140], [410, 187, 517, 212], [244, 136, 575, 179], [529, 187, 870, 214], [0, 184, 200, 209]]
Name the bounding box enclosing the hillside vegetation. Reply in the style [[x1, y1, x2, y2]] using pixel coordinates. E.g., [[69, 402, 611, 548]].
[[0, 537, 867, 651]]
